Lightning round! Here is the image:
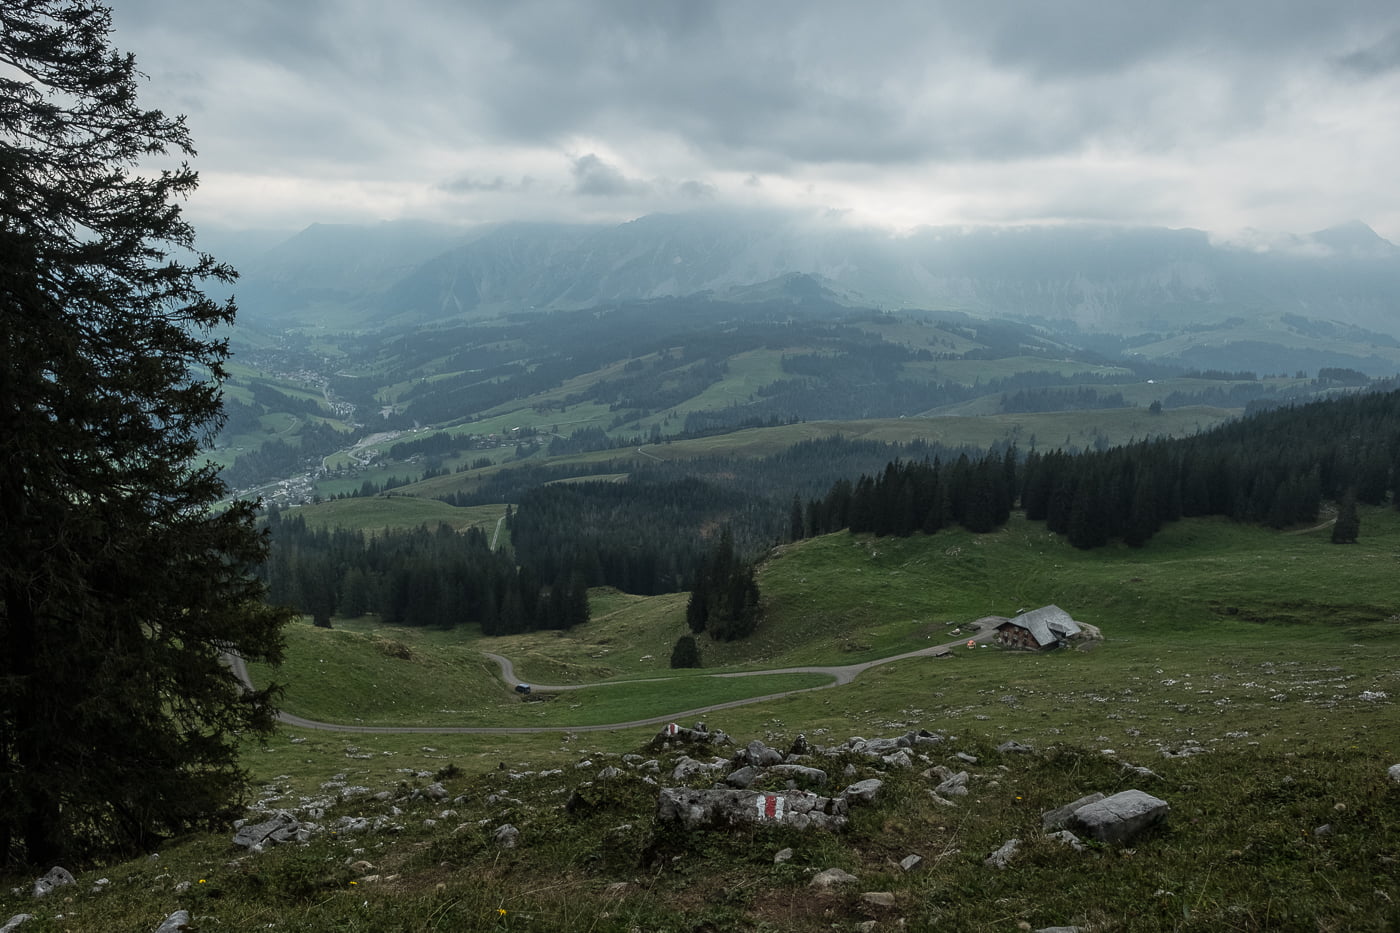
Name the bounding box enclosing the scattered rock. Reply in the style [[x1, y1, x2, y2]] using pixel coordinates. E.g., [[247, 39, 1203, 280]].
[[769, 764, 829, 786], [725, 765, 762, 789], [1047, 830, 1088, 852], [739, 740, 785, 768], [32, 867, 75, 898], [899, 854, 923, 872], [935, 772, 970, 797], [810, 867, 857, 889], [494, 824, 520, 849], [1069, 789, 1169, 844], [1314, 824, 1334, 837], [985, 838, 1021, 869], [349, 860, 375, 873], [153, 910, 191, 933], [774, 847, 794, 864], [422, 782, 448, 800], [997, 740, 1036, 755], [1, 915, 34, 933], [956, 751, 979, 764], [1389, 764, 1400, 783], [862, 891, 896, 907], [841, 779, 884, 804], [1042, 793, 1105, 832]]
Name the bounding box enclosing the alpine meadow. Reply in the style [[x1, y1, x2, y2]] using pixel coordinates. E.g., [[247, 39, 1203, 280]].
[[4, 2, 1400, 932]]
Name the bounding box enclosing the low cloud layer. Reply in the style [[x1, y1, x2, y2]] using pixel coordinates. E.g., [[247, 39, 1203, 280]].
[[108, 0, 1400, 241]]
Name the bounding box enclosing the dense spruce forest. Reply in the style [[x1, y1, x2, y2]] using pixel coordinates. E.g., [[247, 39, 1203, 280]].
[[260, 511, 588, 634], [806, 388, 1400, 549]]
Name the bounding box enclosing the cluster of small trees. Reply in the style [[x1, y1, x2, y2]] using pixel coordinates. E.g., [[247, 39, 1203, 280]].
[[684, 529, 762, 644]]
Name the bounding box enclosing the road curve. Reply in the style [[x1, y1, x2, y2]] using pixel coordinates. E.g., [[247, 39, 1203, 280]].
[[228, 628, 997, 735]]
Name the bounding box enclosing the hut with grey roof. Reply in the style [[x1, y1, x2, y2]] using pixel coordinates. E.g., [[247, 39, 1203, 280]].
[[993, 605, 1085, 651]]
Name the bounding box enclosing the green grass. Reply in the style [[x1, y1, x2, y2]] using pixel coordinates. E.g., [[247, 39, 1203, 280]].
[[285, 497, 506, 534], [247, 618, 830, 728]]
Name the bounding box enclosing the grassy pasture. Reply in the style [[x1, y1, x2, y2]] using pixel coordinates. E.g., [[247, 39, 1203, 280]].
[[8, 508, 1400, 931], [283, 497, 506, 534]]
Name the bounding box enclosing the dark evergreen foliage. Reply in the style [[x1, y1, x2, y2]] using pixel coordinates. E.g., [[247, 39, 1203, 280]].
[[260, 513, 594, 634], [0, 2, 289, 866], [669, 634, 701, 669], [1332, 489, 1360, 544], [686, 529, 762, 642]]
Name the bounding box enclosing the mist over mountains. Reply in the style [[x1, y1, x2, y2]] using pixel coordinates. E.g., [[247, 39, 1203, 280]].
[[229, 212, 1400, 347]]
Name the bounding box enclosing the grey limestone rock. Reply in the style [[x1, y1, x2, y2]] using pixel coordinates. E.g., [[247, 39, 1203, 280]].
[[740, 740, 785, 768], [899, 853, 923, 871], [1069, 789, 1169, 844], [1389, 763, 1400, 783], [494, 824, 520, 848], [1047, 830, 1088, 852], [841, 778, 883, 804], [32, 867, 74, 898], [153, 910, 192, 933], [767, 764, 829, 786], [809, 867, 857, 888], [1042, 793, 1105, 831], [985, 838, 1021, 869], [935, 771, 970, 797], [724, 765, 761, 789], [656, 787, 849, 832], [1, 915, 34, 933], [233, 813, 299, 849], [997, 740, 1036, 754], [861, 891, 896, 907]]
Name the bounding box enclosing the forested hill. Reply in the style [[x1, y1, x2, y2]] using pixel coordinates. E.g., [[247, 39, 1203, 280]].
[[804, 387, 1400, 551]]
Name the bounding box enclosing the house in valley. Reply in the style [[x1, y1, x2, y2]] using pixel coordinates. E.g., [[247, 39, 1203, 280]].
[[993, 605, 1086, 651]]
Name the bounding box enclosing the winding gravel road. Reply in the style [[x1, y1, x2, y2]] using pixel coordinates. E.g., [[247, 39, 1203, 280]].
[[227, 627, 997, 735]]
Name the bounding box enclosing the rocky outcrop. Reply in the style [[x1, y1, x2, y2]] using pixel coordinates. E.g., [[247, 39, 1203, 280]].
[[656, 787, 850, 831]]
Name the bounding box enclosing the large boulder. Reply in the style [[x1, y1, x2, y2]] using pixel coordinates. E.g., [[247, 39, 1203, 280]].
[[657, 787, 849, 831], [1041, 793, 1105, 831], [32, 867, 74, 898], [1069, 790, 1169, 844]]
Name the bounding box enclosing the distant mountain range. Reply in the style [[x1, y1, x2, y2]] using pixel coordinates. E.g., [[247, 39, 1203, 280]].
[[229, 212, 1400, 343]]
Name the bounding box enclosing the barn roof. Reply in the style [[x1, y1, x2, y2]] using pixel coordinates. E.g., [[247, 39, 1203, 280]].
[[1001, 605, 1081, 646]]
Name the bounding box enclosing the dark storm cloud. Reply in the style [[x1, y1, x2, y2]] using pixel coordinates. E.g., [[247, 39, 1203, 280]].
[[571, 154, 650, 197], [1334, 29, 1400, 76]]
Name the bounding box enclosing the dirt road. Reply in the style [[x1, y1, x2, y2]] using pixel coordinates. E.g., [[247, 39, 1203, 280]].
[[227, 627, 997, 735]]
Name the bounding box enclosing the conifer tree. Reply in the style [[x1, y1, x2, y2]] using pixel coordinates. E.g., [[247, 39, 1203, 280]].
[[0, 1, 290, 865], [1332, 489, 1360, 544]]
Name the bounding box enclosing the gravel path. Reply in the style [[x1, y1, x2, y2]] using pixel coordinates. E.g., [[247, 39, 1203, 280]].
[[227, 626, 997, 735]]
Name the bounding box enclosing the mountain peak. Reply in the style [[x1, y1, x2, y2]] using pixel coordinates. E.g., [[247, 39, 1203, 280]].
[[1310, 220, 1399, 257]]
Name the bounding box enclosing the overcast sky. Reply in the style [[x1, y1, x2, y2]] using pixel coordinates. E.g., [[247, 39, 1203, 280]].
[[110, 0, 1400, 242]]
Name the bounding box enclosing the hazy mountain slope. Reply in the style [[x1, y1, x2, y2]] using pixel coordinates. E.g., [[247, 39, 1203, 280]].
[[230, 212, 1400, 347]]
